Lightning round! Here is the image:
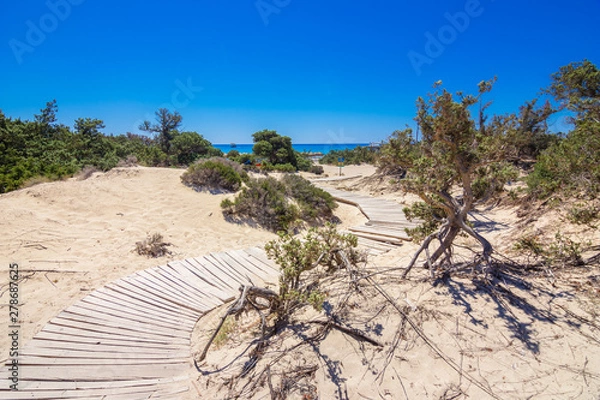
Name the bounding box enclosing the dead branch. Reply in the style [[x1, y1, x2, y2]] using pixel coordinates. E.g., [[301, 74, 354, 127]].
[[198, 284, 278, 362], [307, 319, 384, 347]]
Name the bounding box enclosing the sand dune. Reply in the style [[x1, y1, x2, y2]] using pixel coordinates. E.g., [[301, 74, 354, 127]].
[[1, 165, 598, 399]]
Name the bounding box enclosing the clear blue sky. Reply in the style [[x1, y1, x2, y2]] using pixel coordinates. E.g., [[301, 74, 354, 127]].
[[1, 0, 599, 144]]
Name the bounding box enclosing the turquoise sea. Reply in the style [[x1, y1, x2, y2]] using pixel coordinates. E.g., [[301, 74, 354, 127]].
[[213, 143, 371, 154]]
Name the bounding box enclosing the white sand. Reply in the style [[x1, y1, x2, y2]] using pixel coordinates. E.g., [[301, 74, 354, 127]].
[[1, 165, 598, 399]]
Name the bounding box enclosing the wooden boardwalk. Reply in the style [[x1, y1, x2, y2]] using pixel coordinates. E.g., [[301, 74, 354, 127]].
[[1, 248, 279, 399], [319, 186, 420, 254]]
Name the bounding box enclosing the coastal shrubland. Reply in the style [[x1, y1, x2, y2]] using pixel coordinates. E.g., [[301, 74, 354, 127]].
[[0, 104, 222, 193]]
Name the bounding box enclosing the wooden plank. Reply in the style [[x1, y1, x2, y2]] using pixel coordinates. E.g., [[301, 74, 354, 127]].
[[105, 281, 201, 318], [183, 258, 237, 292], [229, 249, 279, 282], [3, 385, 189, 400], [203, 254, 249, 285], [25, 336, 186, 353], [40, 322, 190, 346], [71, 300, 195, 331], [166, 260, 233, 301], [144, 266, 223, 308], [45, 317, 191, 344], [349, 226, 411, 241], [1, 375, 188, 390], [209, 252, 255, 285], [15, 355, 190, 366], [55, 310, 190, 339], [243, 247, 279, 272], [220, 250, 274, 282], [20, 347, 189, 359], [128, 272, 212, 313], [13, 363, 189, 381], [114, 277, 207, 315], [87, 290, 196, 325], [348, 231, 405, 245]]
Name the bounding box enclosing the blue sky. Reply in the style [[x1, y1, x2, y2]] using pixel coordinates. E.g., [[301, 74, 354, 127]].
[[1, 0, 599, 144]]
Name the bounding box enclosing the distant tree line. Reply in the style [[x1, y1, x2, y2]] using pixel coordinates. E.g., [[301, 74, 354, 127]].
[[0, 105, 222, 193]]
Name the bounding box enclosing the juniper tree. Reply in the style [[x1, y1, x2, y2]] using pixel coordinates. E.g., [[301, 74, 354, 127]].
[[397, 80, 526, 276]]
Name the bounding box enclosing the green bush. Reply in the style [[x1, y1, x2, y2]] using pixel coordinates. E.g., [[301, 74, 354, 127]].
[[320, 146, 375, 165], [181, 157, 247, 193], [221, 177, 299, 231], [273, 163, 296, 173], [309, 165, 324, 175], [221, 175, 338, 232], [281, 174, 337, 221], [265, 224, 361, 321]]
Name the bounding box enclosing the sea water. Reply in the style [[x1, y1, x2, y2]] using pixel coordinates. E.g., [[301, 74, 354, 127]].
[[213, 143, 371, 154]]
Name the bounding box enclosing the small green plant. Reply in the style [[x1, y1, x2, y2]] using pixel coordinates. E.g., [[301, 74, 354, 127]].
[[514, 232, 587, 267], [567, 203, 599, 226], [135, 233, 172, 258], [212, 316, 235, 349], [181, 157, 248, 193], [265, 224, 361, 322]]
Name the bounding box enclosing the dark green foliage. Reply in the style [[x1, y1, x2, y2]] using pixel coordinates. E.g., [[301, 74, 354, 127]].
[[0, 105, 222, 193], [181, 157, 248, 193], [377, 129, 418, 176], [281, 174, 337, 222], [320, 146, 376, 165], [309, 165, 324, 175], [528, 60, 600, 199], [295, 152, 313, 172], [403, 201, 445, 242], [273, 163, 296, 173], [222, 177, 298, 231], [221, 175, 338, 232], [226, 149, 240, 159], [252, 129, 298, 168]]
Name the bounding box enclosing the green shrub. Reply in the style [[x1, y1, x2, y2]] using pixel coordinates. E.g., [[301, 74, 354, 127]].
[[320, 146, 375, 165], [295, 152, 312, 172], [281, 174, 337, 222], [221, 177, 299, 231], [181, 157, 247, 193], [227, 149, 240, 159], [514, 232, 588, 267], [265, 224, 361, 321], [309, 165, 324, 175], [567, 203, 599, 226], [221, 175, 338, 232], [273, 163, 296, 173]]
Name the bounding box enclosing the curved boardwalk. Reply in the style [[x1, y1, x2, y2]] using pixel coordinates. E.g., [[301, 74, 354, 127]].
[[1, 247, 278, 399], [318, 186, 420, 253]]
